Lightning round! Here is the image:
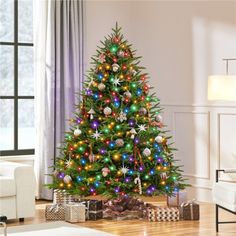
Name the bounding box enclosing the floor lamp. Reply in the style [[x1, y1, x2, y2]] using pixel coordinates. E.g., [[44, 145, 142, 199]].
[[208, 58, 236, 232], [208, 58, 236, 101]]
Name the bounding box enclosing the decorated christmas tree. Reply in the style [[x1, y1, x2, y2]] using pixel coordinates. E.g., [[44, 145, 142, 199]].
[[49, 24, 187, 198]]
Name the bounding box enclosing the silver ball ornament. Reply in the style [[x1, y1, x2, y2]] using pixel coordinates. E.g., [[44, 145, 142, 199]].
[[124, 91, 132, 99], [74, 128, 82, 136], [115, 138, 124, 147], [139, 107, 147, 116], [143, 148, 151, 157], [155, 135, 163, 143], [63, 175, 72, 184], [98, 83, 106, 91], [155, 114, 163, 123], [118, 50, 125, 57], [103, 106, 112, 116]]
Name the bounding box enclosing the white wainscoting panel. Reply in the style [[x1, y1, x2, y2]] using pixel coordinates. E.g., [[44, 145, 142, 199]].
[[161, 105, 236, 202], [173, 111, 210, 180], [218, 113, 236, 182]]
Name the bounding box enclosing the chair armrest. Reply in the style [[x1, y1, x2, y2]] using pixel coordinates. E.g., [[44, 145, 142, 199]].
[[216, 169, 236, 182], [0, 161, 36, 218]]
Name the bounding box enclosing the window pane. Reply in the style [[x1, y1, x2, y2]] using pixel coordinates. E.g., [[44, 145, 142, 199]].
[[0, 45, 14, 96], [0, 99, 14, 150], [18, 0, 33, 43], [18, 46, 34, 96], [18, 99, 35, 149], [0, 0, 14, 42]]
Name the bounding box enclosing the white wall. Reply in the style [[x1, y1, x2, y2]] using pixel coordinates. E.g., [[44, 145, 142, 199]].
[[85, 0, 236, 202]]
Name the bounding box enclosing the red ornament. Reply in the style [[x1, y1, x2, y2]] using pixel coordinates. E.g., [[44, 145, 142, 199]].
[[111, 91, 116, 96], [122, 65, 127, 70], [113, 37, 120, 43], [126, 75, 131, 80], [105, 99, 111, 104], [77, 166, 82, 172], [81, 187, 85, 191], [113, 57, 118, 63], [124, 51, 129, 57], [141, 75, 146, 81]]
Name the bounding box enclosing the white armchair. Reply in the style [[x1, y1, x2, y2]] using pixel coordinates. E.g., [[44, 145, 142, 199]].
[[0, 161, 36, 221], [213, 169, 236, 232]]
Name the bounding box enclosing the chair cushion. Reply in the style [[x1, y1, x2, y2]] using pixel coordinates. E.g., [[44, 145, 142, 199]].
[[0, 176, 16, 197], [213, 182, 236, 212]]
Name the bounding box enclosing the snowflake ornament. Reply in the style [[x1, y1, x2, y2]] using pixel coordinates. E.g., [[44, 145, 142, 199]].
[[120, 166, 129, 177], [65, 156, 72, 168], [113, 77, 122, 86], [91, 129, 101, 140], [117, 111, 127, 122], [138, 124, 147, 132]]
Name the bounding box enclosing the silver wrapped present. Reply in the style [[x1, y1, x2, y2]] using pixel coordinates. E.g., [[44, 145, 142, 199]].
[[65, 203, 86, 223]]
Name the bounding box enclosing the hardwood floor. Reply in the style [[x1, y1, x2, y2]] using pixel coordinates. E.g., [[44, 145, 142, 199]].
[[5, 198, 236, 236]]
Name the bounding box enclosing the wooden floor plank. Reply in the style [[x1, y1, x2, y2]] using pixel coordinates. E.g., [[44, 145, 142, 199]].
[[5, 200, 236, 235]]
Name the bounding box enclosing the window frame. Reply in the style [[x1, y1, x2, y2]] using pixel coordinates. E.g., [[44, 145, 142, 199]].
[[0, 0, 34, 156]]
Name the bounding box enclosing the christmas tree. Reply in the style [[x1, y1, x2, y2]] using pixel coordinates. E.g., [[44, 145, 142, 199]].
[[49, 24, 187, 198]]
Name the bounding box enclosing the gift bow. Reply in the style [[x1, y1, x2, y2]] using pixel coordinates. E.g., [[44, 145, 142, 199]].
[[49, 204, 62, 213], [180, 199, 197, 219]]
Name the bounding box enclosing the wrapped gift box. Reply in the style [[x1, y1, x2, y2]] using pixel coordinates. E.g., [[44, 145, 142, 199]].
[[85, 200, 103, 220], [181, 201, 199, 220], [167, 191, 187, 207], [147, 207, 179, 222], [45, 204, 65, 220], [53, 189, 73, 205], [65, 203, 86, 223]]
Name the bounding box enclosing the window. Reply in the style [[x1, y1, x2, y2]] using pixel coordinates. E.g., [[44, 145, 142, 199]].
[[0, 0, 34, 156]]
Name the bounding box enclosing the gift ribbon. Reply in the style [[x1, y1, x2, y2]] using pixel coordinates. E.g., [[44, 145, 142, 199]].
[[49, 204, 62, 213], [180, 199, 196, 220]]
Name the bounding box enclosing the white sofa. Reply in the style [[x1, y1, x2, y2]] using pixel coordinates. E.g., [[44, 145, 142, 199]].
[[0, 161, 36, 220]]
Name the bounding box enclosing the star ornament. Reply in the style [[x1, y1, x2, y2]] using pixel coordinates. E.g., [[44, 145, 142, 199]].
[[91, 129, 101, 140], [138, 124, 147, 132]]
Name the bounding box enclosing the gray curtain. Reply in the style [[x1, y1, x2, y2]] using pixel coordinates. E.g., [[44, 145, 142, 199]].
[[34, 0, 84, 200]]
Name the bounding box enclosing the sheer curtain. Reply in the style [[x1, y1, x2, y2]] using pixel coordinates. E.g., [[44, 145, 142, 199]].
[[34, 0, 84, 200]]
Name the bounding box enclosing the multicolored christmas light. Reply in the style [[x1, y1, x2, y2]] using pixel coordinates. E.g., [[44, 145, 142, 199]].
[[48, 23, 187, 198]]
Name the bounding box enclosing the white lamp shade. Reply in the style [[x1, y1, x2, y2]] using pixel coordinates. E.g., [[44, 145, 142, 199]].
[[208, 75, 236, 101]]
